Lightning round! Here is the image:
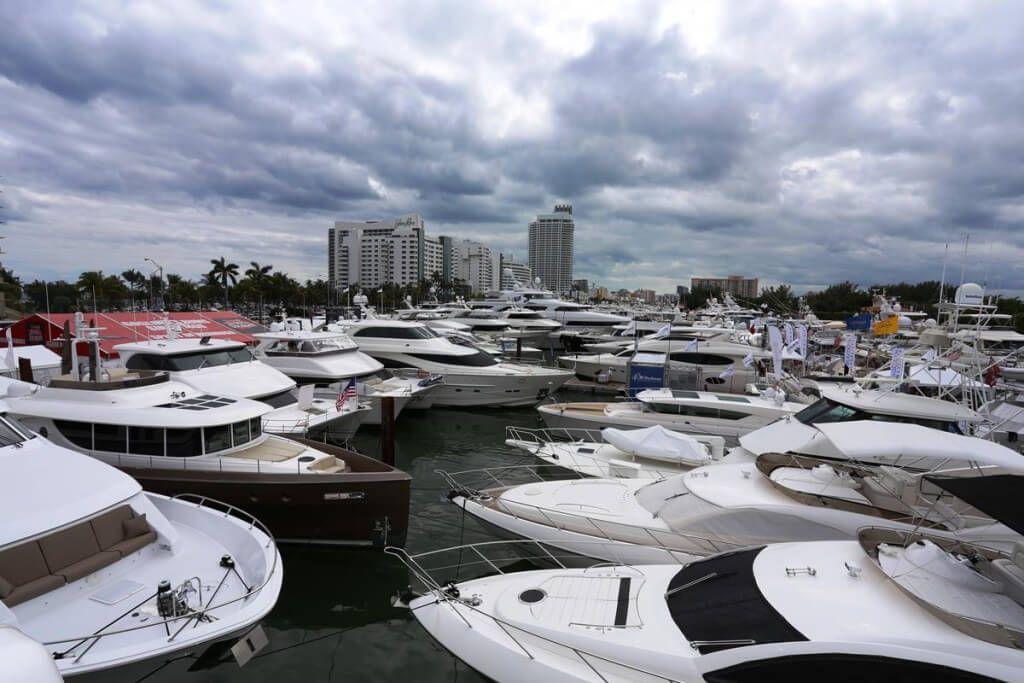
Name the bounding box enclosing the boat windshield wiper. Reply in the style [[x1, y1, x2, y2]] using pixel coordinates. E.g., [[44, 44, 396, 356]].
[[665, 572, 719, 598]]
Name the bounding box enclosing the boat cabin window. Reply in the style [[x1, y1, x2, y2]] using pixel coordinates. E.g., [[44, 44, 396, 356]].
[[646, 403, 748, 420], [54, 418, 259, 457], [669, 352, 735, 366], [408, 351, 499, 367], [351, 326, 439, 340], [667, 547, 806, 654], [794, 398, 962, 432], [125, 347, 253, 372], [506, 312, 538, 319]]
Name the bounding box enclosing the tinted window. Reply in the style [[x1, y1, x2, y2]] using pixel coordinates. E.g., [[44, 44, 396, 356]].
[[203, 425, 232, 453], [54, 420, 92, 450], [353, 326, 438, 339], [169, 350, 230, 370], [125, 354, 164, 371], [129, 426, 164, 456], [794, 398, 864, 425], [166, 428, 204, 457], [670, 352, 734, 366], [94, 424, 127, 453], [704, 654, 998, 683], [409, 351, 498, 367], [262, 389, 298, 408], [249, 417, 262, 440], [232, 420, 251, 447], [228, 347, 254, 363]]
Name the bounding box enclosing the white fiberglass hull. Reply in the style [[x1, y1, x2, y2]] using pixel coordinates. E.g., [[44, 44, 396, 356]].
[[451, 495, 697, 565], [537, 403, 756, 440]]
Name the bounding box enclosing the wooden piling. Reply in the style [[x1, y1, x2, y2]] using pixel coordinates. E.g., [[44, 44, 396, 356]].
[[380, 396, 396, 466]]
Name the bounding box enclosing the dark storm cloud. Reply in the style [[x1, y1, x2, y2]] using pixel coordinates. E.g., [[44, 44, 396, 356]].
[[0, 1, 1022, 293]]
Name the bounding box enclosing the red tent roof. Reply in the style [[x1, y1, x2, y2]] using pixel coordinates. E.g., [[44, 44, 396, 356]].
[[10, 311, 267, 358]]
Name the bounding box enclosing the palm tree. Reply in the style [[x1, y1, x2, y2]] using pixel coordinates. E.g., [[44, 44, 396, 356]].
[[76, 271, 106, 310], [209, 257, 239, 309], [244, 261, 272, 321]]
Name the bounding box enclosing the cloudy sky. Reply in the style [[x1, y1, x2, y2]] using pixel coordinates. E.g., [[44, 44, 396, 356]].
[[2, 0, 1023, 293]]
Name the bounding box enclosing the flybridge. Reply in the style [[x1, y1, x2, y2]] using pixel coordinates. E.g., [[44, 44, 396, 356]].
[[9, 311, 268, 359]]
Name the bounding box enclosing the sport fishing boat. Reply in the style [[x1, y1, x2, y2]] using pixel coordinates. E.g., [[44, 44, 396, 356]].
[[332, 319, 573, 407], [441, 421, 1024, 564], [252, 328, 442, 425], [1, 371, 411, 547], [392, 519, 1024, 682], [0, 404, 282, 677], [114, 337, 368, 440]]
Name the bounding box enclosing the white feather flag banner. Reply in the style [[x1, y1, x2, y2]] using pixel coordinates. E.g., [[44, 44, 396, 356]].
[[683, 339, 699, 352], [742, 351, 755, 368], [797, 324, 808, 359], [890, 346, 906, 379], [768, 325, 784, 378], [719, 364, 736, 379], [844, 334, 858, 369], [784, 323, 794, 346]]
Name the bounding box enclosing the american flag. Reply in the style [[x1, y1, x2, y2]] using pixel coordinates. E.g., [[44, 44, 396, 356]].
[[336, 379, 357, 411]]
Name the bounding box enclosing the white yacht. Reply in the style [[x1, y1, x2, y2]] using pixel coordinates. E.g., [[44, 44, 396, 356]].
[[506, 424, 727, 479], [558, 339, 798, 393], [332, 320, 573, 407], [469, 305, 563, 342], [539, 388, 808, 440], [0, 405, 282, 677], [521, 298, 628, 334], [114, 337, 368, 439], [252, 329, 441, 424], [443, 421, 1024, 564], [0, 372, 413, 546], [395, 524, 1024, 682]]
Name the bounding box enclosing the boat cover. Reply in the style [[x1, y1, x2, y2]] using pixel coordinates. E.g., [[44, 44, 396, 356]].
[[602, 425, 711, 465]]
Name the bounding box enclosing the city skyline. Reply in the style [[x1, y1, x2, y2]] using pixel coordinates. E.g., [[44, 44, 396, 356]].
[[0, 3, 1022, 295]]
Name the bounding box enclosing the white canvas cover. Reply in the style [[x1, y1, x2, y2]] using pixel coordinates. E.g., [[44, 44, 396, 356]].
[[602, 425, 711, 465], [905, 364, 984, 388]]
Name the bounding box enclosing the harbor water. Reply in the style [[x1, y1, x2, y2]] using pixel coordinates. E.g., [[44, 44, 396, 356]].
[[77, 394, 595, 683]]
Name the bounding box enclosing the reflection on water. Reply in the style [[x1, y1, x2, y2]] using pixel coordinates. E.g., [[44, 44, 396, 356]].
[[78, 396, 579, 683]]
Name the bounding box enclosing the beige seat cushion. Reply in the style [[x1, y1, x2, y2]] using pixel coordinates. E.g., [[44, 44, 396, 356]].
[[39, 524, 101, 573], [54, 551, 120, 583], [123, 514, 151, 539], [0, 542, 51, 586], [90, 506, 134, 550], [110, 531, 156, 557], [2, 574, 65, 607]]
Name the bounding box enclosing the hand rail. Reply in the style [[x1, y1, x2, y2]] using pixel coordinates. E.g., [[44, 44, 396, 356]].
[[42, 494, 280, 660], [386, 543, 679, 683]]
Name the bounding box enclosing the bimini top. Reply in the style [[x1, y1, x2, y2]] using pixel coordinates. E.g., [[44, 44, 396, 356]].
[[820, 384, 981, 421], [925, 474, 1024, 536], [813, 421, 1024, 472], [0, 410, 140, 546]]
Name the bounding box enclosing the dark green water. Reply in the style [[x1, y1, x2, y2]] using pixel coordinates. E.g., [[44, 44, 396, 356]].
[[79, 395, 579, 683]]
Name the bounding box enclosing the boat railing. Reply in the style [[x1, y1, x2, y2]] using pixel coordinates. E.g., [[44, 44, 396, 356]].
[[386, 543, 679, 682], [437, 464, 590, 497], [110, 448, 324, 475], [42, 493, 279, 664], [505, 425, 608, 447]]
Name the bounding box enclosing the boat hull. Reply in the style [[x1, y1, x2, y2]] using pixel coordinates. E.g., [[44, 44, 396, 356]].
[[122, 442, 410, 547]]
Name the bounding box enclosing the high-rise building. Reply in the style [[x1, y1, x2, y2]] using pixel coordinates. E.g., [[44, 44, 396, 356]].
[[448, 238, 500, 294], [528, 204, 574, 294], [498, 254, 532, 289], [328, 213, 443, 289], [690, 275, 759, 299]]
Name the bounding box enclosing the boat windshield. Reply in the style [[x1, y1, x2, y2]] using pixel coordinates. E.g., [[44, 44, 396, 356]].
[[125, 347, 254, 371], [666, 547, 805, 653], [0, 415, 33, 447], [264, 338, 352, 355], [793, 397, 962, 433]]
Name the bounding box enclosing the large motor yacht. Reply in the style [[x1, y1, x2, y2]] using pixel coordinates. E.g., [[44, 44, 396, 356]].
[[442, 421, 1023, 564], [114, 337, 369, 440], [539, 388, 808, 441], [394, 521, 1024, 682], [1, 372, 411, 546], [252, 328, 442, 425], [0, 405, 282, 677], [333, 319, 573, 407]]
